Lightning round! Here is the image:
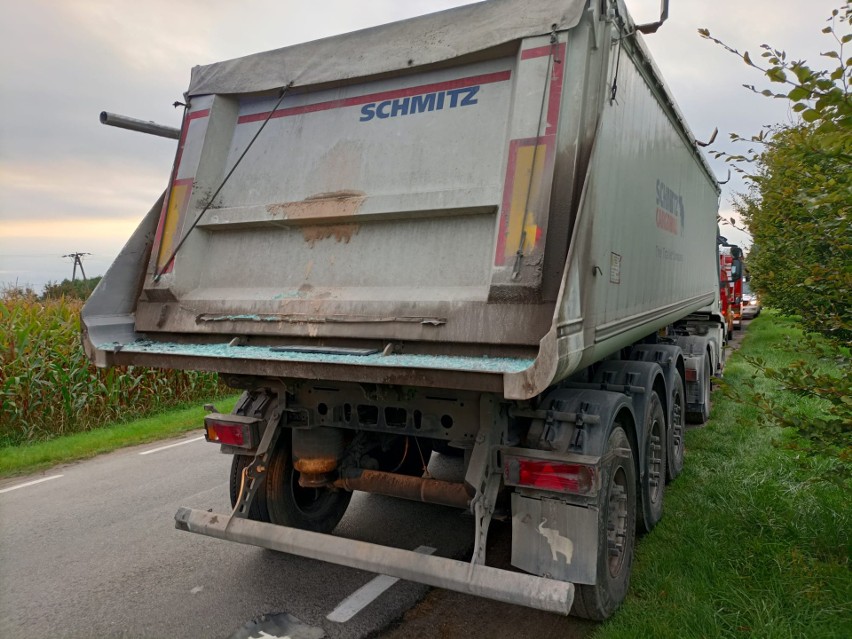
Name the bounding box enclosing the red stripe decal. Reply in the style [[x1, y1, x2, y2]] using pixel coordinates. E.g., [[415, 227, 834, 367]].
[[237, 70, 512, 124], [546, 43, 566, 135], [521, 45, 555, 60]]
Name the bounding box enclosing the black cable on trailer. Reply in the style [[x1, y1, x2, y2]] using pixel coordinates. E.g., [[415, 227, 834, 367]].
[[153, 82, 295, 282]]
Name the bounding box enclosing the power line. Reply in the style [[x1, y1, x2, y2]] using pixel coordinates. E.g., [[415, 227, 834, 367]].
[[62, 252, 91, 281], [0, 254, 71, 258]]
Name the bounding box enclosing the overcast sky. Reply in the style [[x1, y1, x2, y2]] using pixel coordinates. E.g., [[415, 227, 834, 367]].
[[0, 0, 840, 291]]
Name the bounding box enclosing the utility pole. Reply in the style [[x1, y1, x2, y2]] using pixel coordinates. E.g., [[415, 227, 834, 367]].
[[63, 252, 91, 281]]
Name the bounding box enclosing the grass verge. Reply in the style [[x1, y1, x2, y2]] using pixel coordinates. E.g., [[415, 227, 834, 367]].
[[0, 395, 239, 478], [594, 313, 851, 639]]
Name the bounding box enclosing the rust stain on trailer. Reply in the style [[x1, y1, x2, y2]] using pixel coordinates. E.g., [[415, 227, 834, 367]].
[[301, 222, 360, 245], [266, 190, 366, 220], [267, 190, 365, 246], [293, 456, 339, 474]]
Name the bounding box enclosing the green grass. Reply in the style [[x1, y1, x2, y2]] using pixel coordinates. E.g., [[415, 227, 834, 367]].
[[0, 395, 239, 477], [594, 314, 851, 639]]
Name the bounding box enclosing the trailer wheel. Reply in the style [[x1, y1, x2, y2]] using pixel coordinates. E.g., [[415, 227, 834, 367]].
[[637, 392, 666, 534], [687, 355, 712, 424], [229, 455, 271, 522], [666, 374, 686, 483], [572, 426, 636, 621], [266, 433, 352, 533]]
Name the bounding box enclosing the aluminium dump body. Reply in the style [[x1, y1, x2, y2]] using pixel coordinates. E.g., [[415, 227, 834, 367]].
[[82, 0, 720, 399]]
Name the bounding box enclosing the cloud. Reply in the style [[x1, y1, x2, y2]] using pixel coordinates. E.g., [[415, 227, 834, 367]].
[[1, 158, 166, 221], [0, 218, 139, 243]]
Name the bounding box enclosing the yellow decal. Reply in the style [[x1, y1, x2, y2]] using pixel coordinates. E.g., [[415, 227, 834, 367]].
[[505, 144, 546, 259], [157, 182, 190, 270]]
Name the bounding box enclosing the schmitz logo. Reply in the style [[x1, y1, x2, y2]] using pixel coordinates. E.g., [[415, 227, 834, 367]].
[[360, 86, 480, 122], [655, 179, 685, 235]]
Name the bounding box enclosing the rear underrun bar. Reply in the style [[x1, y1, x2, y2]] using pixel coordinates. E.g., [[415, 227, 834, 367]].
[[174, 507, 575, 615]]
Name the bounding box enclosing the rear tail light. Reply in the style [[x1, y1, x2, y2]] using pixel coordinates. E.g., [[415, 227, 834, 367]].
[[504, 454, 597, 496], [685, 368, 698, 382], [204, 414, 260, 449]]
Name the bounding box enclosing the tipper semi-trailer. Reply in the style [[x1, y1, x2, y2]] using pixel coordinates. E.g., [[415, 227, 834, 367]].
[[84, 0, 726, 619]]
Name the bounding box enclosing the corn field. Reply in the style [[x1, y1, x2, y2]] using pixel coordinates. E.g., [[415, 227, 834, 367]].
[[0, 293, 227, 446]]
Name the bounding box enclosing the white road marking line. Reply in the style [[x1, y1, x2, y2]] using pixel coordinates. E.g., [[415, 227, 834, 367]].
[[139, 436, 205, 456], [326, 545, 437, 623], [0, 474, 64, 494]]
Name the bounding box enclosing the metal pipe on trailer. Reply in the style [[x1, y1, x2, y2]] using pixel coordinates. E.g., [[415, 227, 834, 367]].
[[99, 111, 180, 139], [331, 469, 472, 510]]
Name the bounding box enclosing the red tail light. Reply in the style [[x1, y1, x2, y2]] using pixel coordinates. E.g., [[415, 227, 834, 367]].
[[204, 414, 259, 449], [207, 421, 245, 446], [504, 455, 597, 496], [685, 368, 698, 382]]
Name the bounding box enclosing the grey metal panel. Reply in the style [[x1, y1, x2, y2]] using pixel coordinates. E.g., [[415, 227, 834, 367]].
[[136, 47, 565, 348], [216, 61, 511, 211], [587, 53, 719, 333], [198, 213, 495, 291], [133, 298, 554, 346], [81, 193, 163, 367], [508, 20, 721, 397]]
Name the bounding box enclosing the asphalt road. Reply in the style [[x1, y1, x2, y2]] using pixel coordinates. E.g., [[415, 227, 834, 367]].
[[0, 434, 592, 639], [0, 436, 474, 639]]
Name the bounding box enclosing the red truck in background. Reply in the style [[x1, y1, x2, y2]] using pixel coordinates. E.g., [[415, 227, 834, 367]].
[[719, 241, 744, 339], [719, 251, 734, 340]]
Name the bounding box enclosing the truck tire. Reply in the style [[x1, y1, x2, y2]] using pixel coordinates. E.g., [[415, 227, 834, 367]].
[[637, 391, 666, 534], [666, 374, 686, 483], [571, 426, 637, 621], [266, 433, 352, 533], [687, 355, 712, 424], [229, 455, 271, 522]]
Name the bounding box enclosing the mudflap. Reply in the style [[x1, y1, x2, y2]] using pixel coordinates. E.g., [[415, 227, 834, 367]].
[[511, 494, 599, 584]]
